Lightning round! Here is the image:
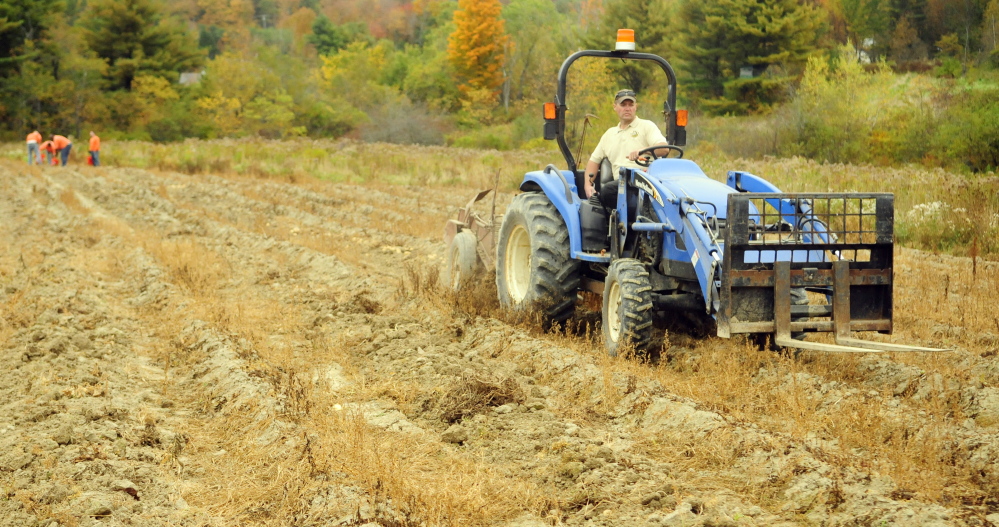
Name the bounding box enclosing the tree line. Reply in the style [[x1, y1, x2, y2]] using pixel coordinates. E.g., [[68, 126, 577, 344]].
[[0, 0, 997, 169]]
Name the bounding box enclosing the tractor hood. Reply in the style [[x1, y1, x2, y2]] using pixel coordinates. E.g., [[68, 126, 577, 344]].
[[645, 159, 737, 219]]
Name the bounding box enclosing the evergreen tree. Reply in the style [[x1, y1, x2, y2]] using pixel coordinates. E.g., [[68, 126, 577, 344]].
[[886, 0, 929, 53], [308, 16, 368, 55], [581, 0, 675, 94], [675, 0, 826, 112], [0, 0, 62, 78], [0, 0, 64, 133], [837, 0, 892, 58], [81, 0, 204, 91], [253, 0, 279, 27]]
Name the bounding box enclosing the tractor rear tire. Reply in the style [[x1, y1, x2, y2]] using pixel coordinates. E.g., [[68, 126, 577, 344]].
[[446, 230, 480, 291], [602, 258, 654, 356], [496, 192, 580, 326]]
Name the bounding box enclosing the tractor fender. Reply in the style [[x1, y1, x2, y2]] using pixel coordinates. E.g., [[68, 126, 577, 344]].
[[519, 169, 584, 256]]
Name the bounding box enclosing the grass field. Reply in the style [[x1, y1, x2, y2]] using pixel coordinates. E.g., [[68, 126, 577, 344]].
[[6, 138, 996, 258], [2, 139, 998, 525]]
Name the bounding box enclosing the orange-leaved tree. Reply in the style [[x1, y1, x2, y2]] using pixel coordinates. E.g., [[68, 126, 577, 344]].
[[447, 0, 511, 96]]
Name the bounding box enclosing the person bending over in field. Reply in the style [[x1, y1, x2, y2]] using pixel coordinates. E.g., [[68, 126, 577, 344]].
[[583, 89, 671, 207], [51, 134, 72, 166], [39, 140, 55, 165]]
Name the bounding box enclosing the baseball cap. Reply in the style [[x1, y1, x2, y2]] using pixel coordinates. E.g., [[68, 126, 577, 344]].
[[614, 89, 637, 103]]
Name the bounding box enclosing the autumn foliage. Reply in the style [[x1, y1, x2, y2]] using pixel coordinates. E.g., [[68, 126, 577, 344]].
[[447, 0, 511, 94]]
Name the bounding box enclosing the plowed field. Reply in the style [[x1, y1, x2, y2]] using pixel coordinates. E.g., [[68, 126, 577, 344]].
[[2, 159, 998, 527]]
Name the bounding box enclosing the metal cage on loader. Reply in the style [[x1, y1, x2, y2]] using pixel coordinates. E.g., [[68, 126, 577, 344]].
[[443, 30, 946, 356], [717, 187, 941, 352]]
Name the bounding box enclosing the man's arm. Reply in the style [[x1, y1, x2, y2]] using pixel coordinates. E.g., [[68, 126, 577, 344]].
[[583, 159, 600, 198], [628, 141, 669, 163], [585, 131, 609, 198], [629, 120, 670, 161]]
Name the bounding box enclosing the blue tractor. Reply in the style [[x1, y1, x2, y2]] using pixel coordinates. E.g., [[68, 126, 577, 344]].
[[445, 38, 942, 356]]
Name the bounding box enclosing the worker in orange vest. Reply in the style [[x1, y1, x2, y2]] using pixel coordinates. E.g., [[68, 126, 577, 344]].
[[26, 130, 42, 165], [51, 134, 72, 166], [88, 131, 101, 167], [39, 140, 55, 165]]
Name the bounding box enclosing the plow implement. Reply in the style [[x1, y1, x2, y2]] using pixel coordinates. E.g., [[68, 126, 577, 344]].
[[717, 192, 946, 353]]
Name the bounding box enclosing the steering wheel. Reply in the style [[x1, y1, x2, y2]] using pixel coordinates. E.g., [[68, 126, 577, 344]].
[[635, 144, 684, 167]]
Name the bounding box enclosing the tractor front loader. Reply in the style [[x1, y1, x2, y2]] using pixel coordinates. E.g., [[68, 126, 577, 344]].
[[443, 30, 946, 356]]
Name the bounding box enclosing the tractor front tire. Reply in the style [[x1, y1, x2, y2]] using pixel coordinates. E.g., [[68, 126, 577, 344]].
[[446, 230, 480, 291], [602, 258, 654, 356], [496, 192, 580, 326]]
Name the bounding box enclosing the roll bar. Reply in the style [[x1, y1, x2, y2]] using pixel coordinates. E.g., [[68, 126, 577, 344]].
[[548, 50, 680, 173]]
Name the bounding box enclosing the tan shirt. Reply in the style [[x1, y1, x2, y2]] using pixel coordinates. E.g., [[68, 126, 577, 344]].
[[589, 117, 668, 179]]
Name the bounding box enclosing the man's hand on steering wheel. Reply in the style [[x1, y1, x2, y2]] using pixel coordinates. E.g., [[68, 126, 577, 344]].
[[634, 144, 685, 167]]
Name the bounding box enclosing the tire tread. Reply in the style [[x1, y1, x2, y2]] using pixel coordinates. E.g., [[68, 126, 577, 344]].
[[603, 258, 655, 354], [497, 192, 581, 324]]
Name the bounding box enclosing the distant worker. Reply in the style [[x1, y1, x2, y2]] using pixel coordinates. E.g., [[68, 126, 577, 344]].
[[26, 130, 42, 165], [583, 89, 670, 206], [40, 140, 55, 165], [88, 131, 101, 167], [51, 134, 72, 166]]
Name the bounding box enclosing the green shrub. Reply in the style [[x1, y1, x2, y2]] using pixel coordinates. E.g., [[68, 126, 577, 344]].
[[702, 77, 793, 115], [933, 82, 999, 172], [722, 48, 947, 166], [448, 124, 514, 150], [147, 118, 184, 142], [935, 57, 963, 78]]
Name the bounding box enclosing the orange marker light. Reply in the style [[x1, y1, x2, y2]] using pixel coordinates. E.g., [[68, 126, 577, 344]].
[[615, 29, 635, 51], [543, 102, 557, 120], [676, 109, 688, 127]]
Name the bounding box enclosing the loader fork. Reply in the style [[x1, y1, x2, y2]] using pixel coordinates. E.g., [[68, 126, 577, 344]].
[[772, 261, 942, 353], [719, 193, 946, 354]]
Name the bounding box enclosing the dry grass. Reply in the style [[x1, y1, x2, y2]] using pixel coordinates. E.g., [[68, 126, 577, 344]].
[[420, 372, 525, 424], [144, 238, 231, 296], [47, 176, 564, 526], [10, 143, 998, 523], [58, 188, 89, 214], [417, 247, 999, 510], [0, 285, 36, 345], [7, 138, 993, 255]]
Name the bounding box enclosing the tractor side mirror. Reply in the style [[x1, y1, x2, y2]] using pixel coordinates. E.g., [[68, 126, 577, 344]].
[[543, 102, 557, 140]]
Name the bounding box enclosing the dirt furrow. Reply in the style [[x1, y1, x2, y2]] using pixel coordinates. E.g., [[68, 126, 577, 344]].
[[1, 166, 220, 526], [3, 163, 998, 526], [136, 165, 999, 520], [71, 166, 999, 521]]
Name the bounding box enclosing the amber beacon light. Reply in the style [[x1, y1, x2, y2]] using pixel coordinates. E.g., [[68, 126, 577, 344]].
[[615, 29, 635, 51], [543, 102, 557, 120], [676, 110, 688, 127]]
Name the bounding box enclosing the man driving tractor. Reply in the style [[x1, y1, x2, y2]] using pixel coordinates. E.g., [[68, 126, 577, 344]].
[[583, 89, 672, 206]]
